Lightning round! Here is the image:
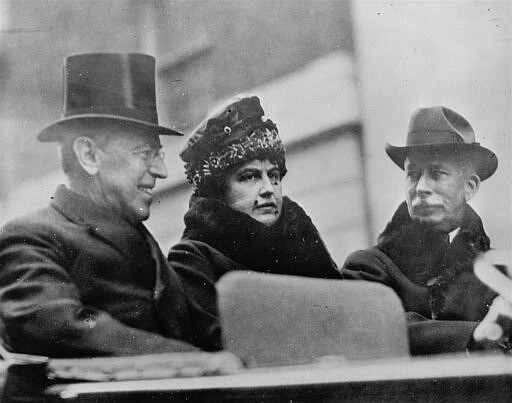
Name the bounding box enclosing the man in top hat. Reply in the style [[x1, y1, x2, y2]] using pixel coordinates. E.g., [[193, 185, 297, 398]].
[[342, 106, 501, 354], [0, 53, 240, 361]]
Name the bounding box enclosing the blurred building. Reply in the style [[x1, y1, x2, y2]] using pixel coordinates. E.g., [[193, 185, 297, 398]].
[[1, 1, 509, 263], [0, 0, 146, 196], [0, 0, 367, 264]]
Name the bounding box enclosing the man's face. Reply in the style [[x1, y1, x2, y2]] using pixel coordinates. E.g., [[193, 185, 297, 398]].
[[225, 158, 283, 227], [94, 128, 167, 224], [404, 151, 479, 232]]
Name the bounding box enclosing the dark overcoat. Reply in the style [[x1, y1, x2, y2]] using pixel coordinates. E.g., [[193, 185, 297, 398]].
[[342, 202, 498, 354], [169, 195, 341, 351], [0, 185, 197, 357]]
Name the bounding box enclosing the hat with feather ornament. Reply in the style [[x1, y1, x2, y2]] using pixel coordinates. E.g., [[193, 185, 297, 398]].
[[180, 95, 287, 190]]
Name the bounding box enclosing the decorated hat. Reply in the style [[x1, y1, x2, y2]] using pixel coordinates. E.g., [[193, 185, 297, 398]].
[[37, 53, 183, 142], [180, 95, 287, 190], [386, 106, 497, 181]]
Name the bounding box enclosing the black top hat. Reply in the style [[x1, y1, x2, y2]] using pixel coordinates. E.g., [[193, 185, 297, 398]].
[[38, 53, 183, 142], [386, 106, 498, 181]]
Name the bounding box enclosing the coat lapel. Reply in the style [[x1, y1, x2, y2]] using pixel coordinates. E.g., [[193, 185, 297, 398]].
[[138, 224, 193, 339], [137, 225, 168, 301], [51, 185, 148, 261]]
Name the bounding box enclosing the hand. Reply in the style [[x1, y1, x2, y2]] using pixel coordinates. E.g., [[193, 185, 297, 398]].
[[207, 351, 245, 374]]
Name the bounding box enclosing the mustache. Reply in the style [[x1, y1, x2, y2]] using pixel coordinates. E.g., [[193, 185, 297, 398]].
[[412, 202, 443, 210], [256, 202, 277, 208]]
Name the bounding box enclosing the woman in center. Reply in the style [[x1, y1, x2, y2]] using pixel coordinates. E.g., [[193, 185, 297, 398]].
[[168, 95, 341, 351]]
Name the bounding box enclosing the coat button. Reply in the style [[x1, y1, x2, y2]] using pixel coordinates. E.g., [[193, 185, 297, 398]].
[[426, 277, 438, 287]]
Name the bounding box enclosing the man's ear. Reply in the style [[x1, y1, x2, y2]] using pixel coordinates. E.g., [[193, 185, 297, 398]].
[[73, 137, 102, 175], [464, 173, 481, 202]]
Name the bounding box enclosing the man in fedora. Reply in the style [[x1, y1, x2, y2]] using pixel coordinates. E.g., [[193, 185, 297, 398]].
[[342, 106, 500, 354], [0, 53, 240, 361]]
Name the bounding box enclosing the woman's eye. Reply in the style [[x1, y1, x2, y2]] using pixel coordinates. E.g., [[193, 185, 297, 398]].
[[269, 172, 281, 182], [240, 173, 257, 182]]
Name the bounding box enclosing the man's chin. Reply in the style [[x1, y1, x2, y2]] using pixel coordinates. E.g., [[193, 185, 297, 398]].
[[411, 213, 441, 225], [126, 206, 150, 224], [411, 214, 450, 231], [137, 211, 150, 222]]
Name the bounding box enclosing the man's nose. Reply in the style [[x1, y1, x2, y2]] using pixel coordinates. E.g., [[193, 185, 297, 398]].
[[148, 156, 168, 179], [416, 172, 432, 196]]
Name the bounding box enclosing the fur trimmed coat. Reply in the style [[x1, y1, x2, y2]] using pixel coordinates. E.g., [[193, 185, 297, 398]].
[[168, 195, 340, 351], [342, 202, 497, 354]]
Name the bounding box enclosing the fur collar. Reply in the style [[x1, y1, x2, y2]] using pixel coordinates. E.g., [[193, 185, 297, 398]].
[[378, 202, 494, 320], [182, 195, 340, 279]]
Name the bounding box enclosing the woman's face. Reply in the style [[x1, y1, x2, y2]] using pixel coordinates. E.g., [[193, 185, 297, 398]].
[[225, 159, 283, 226]]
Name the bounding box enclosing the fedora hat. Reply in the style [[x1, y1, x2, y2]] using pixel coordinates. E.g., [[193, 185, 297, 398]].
[[37, 53, 183, 142], [386, 106, 497, 181]]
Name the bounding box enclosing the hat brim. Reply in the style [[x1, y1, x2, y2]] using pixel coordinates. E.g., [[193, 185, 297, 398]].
[[37, 114, 183, 142], [385, 142, 498, 181]]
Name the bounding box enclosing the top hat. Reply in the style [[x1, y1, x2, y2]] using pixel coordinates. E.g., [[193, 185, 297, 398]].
[[385, 106, 497, 181], [180, 95, 286, 190], [37, 53, 183, 142]]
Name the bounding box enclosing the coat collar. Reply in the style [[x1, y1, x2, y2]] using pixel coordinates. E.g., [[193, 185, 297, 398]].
[[182, 195, 340, 278], [50, 185, 150, 259], [379, 201, 490, 251], [377, 201, 492, 320]]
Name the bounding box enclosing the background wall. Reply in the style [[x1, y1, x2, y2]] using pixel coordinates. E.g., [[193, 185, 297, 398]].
[[0, 0, 146, 199], [0, 0, 367, 265], [352, 0, 511, 249], [1, 1, 510, 262]]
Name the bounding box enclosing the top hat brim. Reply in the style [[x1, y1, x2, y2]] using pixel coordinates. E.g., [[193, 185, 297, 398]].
[[385, 142, 498, 181], [37, 114, 183, 142]]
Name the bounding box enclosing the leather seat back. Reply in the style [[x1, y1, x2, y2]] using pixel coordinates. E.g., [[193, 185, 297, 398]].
[[217, 272, 409, 367]]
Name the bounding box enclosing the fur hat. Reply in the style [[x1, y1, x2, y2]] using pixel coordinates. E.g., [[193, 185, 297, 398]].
[[180, 95, 287, 190], [386, 106, 497, 181]]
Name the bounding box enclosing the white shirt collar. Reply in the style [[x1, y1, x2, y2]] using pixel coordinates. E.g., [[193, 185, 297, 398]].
[[449, 227, 461, 243]]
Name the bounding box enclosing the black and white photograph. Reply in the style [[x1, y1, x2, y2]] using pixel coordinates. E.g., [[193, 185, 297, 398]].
[[0, 0, 510, 401]]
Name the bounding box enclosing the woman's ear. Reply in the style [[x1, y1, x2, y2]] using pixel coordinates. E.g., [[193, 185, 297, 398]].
[[73, 136, 101, 175], [464, 173, 481, 202]]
